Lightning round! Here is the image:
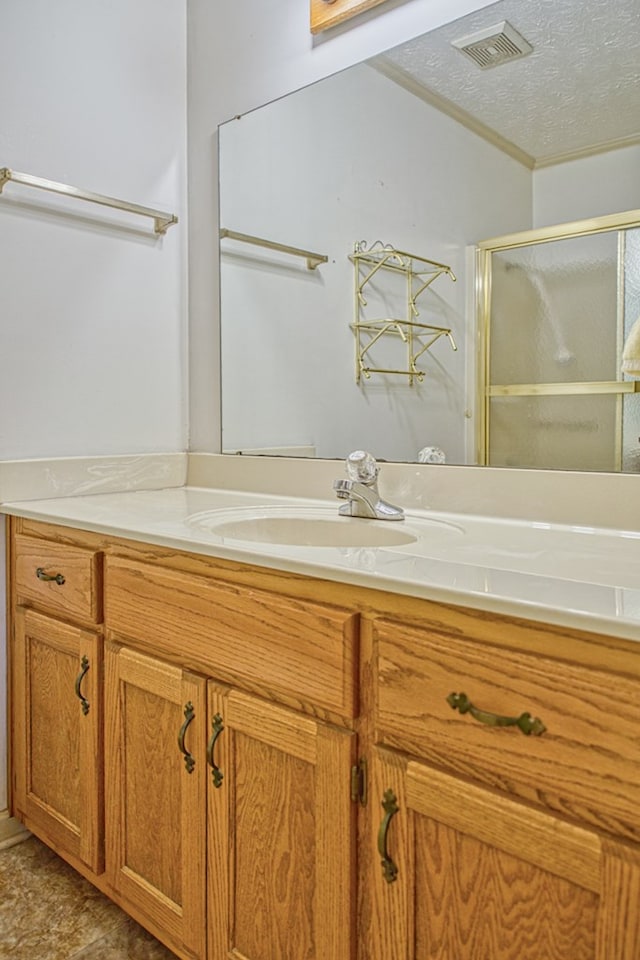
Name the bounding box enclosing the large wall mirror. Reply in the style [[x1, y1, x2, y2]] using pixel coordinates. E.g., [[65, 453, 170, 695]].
[[218, 0, 640, 471]]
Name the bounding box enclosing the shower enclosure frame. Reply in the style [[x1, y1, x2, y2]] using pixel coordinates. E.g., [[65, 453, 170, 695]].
[[475, 207, 640, 470]]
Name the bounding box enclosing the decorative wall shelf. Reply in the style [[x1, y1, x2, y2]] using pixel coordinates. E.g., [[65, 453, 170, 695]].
[[350, 241, 457, 385]]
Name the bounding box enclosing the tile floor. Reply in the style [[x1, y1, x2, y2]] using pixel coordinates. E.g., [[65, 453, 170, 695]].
[[0, 836, 178, 960]]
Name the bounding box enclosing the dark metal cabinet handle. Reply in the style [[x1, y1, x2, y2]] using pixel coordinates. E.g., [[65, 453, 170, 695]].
[[447, 691, 546, 736], [378, 789, 399, 884], [206, 713, 224, 788], [178, 702, 196, 773], [75, 656, 90, 715], [36, 567, 65, 586]]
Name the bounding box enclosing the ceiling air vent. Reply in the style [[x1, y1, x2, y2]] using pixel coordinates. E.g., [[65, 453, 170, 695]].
[[451, 20, 533, 70]]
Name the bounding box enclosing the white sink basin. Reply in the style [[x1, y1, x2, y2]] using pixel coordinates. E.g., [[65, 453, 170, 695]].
[[186, 506, 463, 548], [209, 516, 417, 547]]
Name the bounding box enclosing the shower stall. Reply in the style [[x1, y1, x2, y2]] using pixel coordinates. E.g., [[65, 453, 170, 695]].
[[476, 209, 640, 472]]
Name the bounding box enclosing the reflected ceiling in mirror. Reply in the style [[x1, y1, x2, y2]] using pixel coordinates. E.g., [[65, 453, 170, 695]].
[[219, 0, 640, 470]]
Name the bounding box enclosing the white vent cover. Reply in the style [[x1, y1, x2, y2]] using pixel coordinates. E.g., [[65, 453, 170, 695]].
[[451, 20, 533, 70]]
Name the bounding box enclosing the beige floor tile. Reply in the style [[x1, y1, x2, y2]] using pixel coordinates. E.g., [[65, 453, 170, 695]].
[[0, 837, 177, 960], [68, 916, 177, 959]]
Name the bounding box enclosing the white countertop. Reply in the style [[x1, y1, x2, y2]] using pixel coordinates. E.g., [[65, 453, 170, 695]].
[[3, 484, 640, 643]]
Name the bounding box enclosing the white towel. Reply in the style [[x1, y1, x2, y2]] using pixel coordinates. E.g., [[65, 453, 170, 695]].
[[418, 445, 446, 464], [622, 315, 640, 378]]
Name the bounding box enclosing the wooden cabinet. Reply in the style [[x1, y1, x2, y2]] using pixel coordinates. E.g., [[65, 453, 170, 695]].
[[104, 643, 207, 960], [12, 607, 104, 874], [207, 684, 356, 960], [10, 528, 104, 876], [14, 532, 102, 623], [101, 552, 358, 959], [365, 747, 640, 960], [102, 642, 356, 960], [374, 617, 640, 840], [104, 555, 359, 724], [361, 616, 640, 960], [7, 517, 640, 959]]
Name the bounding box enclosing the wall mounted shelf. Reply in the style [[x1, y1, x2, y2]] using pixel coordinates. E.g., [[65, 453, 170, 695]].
[[350, 241, 457, 384], [0, 167, 178, 235]]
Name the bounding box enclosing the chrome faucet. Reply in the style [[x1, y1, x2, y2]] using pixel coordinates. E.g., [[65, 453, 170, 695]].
[[333, 451, 405, 521]]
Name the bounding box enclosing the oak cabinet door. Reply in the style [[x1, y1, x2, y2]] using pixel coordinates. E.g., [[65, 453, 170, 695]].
[[363, 747, 640, 960], [13, 607, 103, 874], [104, 642, 207, 960], [207, 684, 357, 960]]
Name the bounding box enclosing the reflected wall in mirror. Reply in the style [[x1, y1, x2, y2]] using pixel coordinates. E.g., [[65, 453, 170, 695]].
[[219, 0, 640, 470]]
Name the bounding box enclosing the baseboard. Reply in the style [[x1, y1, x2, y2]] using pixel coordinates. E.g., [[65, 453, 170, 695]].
[[0, 810, 31, 851]]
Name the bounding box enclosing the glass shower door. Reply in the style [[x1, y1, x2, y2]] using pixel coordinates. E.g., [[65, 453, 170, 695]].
[[478, 216, 640, 472]]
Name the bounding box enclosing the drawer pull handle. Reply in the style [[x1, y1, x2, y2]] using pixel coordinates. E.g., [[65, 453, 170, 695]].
[[378, 789, 399, 884], [178, 702, 196, 773], [36, 567, 65, 586], [75, 656, 90, 715], [206, 714, 224, 788], [447, 692, 546, 736]]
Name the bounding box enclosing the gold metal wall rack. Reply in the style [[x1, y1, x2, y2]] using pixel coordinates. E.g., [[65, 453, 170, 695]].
[[220, 228, 328, 270], [350, 241, 457, 384], [0, 167, 178, 235]]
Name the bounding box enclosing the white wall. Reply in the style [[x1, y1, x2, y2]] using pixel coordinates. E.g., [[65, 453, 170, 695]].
[[219, 63, 531, 461], [1, 0, 188, 461], [533, 145, 640, 228], [187, 0, 498, 451], [0, 0, 188, 812]]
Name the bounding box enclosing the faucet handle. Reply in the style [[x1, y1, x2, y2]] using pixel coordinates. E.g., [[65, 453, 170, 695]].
[[345, 450, 379, 485], [333, 478, 352, 500]]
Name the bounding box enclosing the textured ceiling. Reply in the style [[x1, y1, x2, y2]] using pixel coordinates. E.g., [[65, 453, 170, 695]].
[[374, 0, 640, 166]]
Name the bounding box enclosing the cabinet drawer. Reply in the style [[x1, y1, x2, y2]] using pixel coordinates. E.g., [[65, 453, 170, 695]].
[[375, 619, 640, 837], [14, 534, 102, 624], [105, 557, 359, 721]]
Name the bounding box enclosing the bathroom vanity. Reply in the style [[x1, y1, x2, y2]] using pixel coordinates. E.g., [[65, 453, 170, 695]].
[[4, 487, 640, 960]]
